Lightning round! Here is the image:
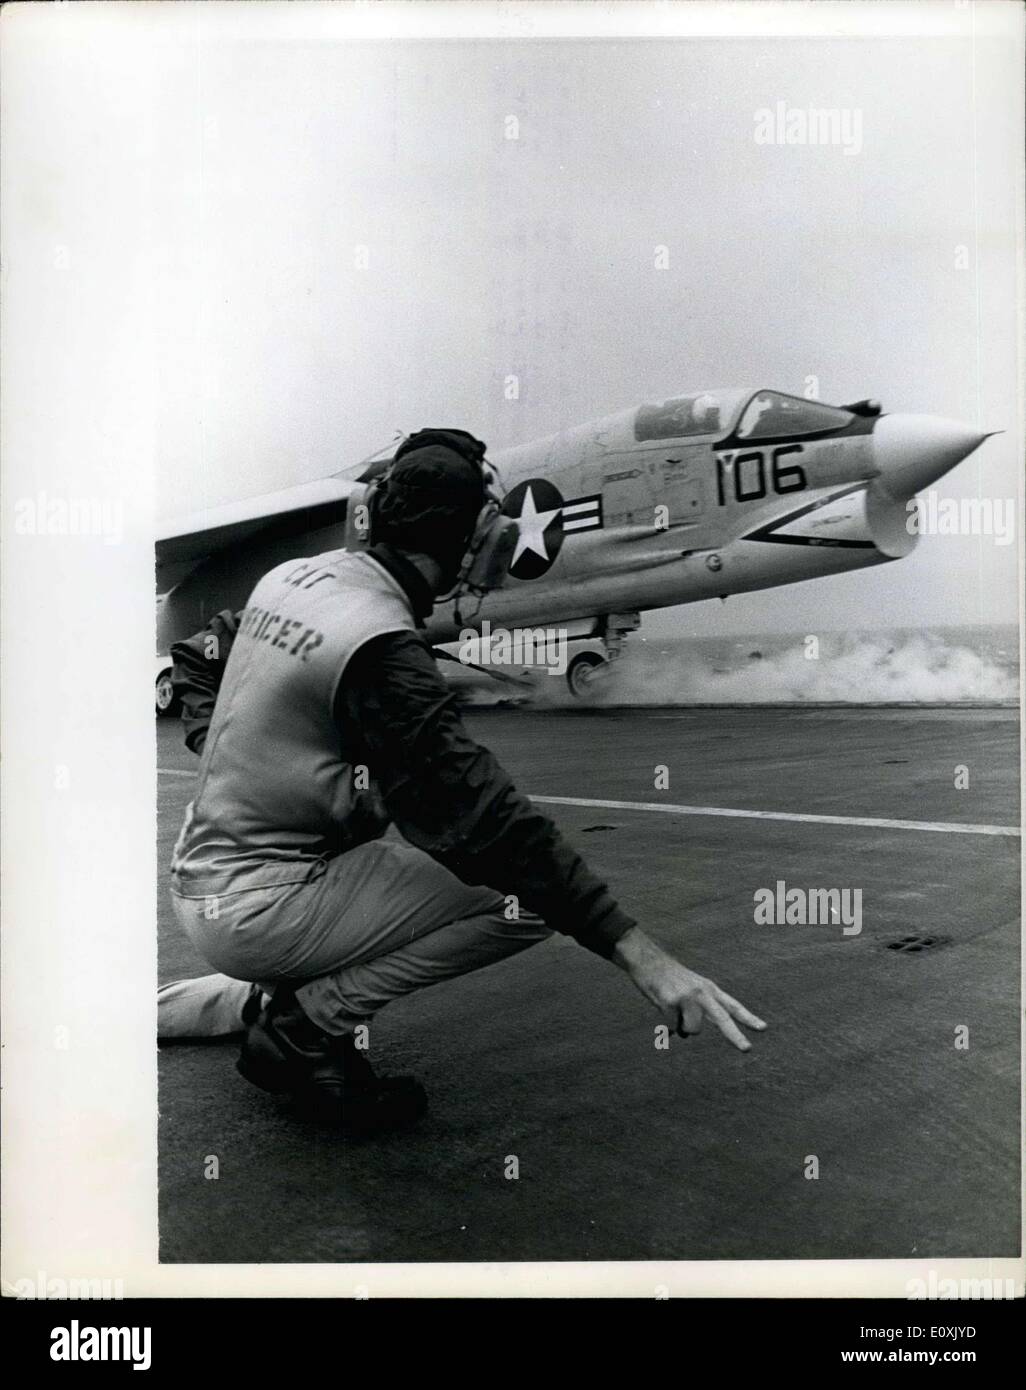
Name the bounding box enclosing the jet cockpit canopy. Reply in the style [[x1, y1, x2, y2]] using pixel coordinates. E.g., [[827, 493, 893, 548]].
[[735, 391, 855, 441], [634, 389, 859, 446]]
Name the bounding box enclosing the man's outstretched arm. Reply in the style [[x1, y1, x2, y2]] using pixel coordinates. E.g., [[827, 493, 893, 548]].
[[338, 631, 766, 1049]]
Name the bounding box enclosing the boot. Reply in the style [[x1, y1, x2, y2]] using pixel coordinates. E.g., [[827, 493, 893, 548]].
[[237, 988, 427, 1136]]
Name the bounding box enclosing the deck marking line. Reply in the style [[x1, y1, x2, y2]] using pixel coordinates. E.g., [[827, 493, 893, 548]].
[[529, 794, 1020, 838], [157, 771, 1019, 837]]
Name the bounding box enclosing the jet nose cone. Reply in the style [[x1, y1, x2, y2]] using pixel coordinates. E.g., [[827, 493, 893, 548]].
[[873, 414, 994, 498]]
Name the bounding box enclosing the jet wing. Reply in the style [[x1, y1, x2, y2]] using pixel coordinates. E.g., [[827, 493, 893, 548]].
[[156, 476, 360, 577]]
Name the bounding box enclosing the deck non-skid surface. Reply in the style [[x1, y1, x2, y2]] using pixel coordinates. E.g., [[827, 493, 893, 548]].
[[157, 707, 1020, 1263]]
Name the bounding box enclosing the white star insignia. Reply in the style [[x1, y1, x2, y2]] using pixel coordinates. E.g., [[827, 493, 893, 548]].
[[510, 485, 561, 567]]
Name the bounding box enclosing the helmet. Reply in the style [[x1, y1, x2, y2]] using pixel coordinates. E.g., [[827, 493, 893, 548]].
[[344, 429, 518, 600]]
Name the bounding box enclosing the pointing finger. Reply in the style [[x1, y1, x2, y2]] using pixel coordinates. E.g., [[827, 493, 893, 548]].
[[705, 997, 753, 1052], [714, 988, 767, 1031]]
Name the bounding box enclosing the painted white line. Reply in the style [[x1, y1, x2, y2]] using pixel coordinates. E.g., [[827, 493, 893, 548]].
[[156, 770, 1020, 838], [529, 794, 1020, 839]]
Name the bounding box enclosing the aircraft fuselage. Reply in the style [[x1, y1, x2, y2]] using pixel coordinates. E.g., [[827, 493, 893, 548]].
[[157, 388, 991, 652]]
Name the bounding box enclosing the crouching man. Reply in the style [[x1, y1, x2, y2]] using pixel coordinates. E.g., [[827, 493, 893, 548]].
[[167, 428, 765, 1137]]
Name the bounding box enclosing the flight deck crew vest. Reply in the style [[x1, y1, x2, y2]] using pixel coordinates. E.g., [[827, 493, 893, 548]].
[[170, 548, 417, 896]]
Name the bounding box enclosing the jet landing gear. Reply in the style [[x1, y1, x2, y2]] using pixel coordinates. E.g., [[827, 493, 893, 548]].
[[565, 650, 606, 698], [565, 613, 641, 699]]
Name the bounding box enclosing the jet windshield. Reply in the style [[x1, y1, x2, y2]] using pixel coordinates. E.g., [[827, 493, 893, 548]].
[[634, 389, 748, 442], [736, 392, 854, 441]]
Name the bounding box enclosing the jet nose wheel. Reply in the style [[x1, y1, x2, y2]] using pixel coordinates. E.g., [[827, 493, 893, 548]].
[[156, 669, 179, 717], [566, 650, 608, 699]]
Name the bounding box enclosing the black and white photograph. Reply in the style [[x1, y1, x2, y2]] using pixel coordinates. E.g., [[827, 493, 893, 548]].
[[3, 0, 1024, 1321]]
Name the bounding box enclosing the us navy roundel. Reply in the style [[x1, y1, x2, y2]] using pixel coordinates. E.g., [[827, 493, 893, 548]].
[[501, 479, 565, 580]]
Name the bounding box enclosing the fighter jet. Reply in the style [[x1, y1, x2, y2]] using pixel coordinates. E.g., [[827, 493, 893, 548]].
[[156, 389, 995, 699]]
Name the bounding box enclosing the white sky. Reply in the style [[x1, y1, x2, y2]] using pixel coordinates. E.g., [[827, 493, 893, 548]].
[[6, 2, 1024, 634]]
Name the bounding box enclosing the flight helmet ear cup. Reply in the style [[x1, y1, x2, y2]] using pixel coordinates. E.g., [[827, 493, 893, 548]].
[[452, 502, 519, 595]]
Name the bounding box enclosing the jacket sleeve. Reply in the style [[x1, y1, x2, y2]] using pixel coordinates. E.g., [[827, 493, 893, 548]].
[[336, 630, 636, 959], [169, 610, 241, 755]]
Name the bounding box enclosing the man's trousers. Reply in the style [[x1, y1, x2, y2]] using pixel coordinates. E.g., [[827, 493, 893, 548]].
[[164, 836, 550, 1038]]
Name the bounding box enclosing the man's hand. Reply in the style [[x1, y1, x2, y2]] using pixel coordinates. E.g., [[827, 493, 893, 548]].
[[612, 926, 767, 1052]]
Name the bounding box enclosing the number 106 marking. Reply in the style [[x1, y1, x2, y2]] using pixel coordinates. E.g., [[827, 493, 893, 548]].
[[715, 444, 806, 506]]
